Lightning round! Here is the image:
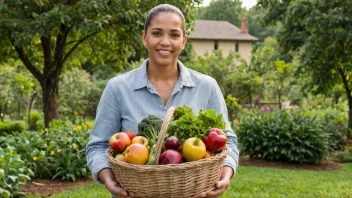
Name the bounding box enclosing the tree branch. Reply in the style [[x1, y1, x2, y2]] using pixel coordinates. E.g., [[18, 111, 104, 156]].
[[41, 36, 53, 68], [51, 24, 71, 76], [9, 37, 43, 82], [60, 31, 98, 67]]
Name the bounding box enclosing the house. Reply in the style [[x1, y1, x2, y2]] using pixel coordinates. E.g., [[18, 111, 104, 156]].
[[188, 19, 258, 63]]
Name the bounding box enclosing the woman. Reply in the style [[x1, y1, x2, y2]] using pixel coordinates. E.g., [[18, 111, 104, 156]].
[[86, 4, 239, 198]]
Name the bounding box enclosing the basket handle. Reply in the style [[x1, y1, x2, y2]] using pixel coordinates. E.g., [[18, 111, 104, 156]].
[[153, 106, 176, 165]]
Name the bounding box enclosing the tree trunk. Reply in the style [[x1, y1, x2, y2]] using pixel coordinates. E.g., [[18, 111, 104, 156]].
[[42, 79, 59, 127], [27, 91, 38, 126], [348, 95, 352, 139]]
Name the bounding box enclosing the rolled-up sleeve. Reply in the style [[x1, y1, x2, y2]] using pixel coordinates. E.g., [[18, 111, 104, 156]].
[[86, 80, 122, 183], [206, 80, 239, 177]]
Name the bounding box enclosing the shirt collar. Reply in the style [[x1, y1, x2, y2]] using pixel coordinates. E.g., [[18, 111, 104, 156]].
[[133, 59, 195, 90]]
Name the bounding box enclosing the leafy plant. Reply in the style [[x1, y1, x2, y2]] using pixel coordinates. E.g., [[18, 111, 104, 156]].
[[237, 110, 329, 163], [0, 121, 25, 135], [0, 146, 33, 198], [28, 111, 44, 131], [336, 147, 352, 163], [167, 106, 225, 143], [2, 120, 92, 181]]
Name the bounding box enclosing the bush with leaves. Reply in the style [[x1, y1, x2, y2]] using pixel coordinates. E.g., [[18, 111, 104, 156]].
[[336, 147, 352, 163], [0, 121, 25, 135], [0, 146, 34, 198], [300, 105, 348, 151], [237, 110, 329, 163], [1, 120, 93, 181], [28, 111, 44, 131]]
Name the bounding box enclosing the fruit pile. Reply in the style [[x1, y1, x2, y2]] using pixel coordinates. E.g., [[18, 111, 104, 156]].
[[109, 106, 227, 165]]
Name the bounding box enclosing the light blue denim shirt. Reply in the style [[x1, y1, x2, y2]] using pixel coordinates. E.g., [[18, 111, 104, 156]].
[[86, 59, 239, 183]]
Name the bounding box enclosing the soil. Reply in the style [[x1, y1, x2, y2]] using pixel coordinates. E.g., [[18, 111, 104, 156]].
[[20, 176, 94, 197], [20, 156, 342, 196]]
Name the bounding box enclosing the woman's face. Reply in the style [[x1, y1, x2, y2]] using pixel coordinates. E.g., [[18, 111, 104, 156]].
[[142, 12, 187, 67]]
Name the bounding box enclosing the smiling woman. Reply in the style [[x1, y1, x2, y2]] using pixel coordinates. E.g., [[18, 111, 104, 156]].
[[85, 4, 239, 198]]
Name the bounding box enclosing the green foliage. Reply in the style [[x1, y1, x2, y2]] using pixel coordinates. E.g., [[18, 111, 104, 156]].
[[258, 0, 352, 133], [300, 106, 348, 151], [0, 120, 93, 181], [0, 121, 25, 135], [194, 0, 244, 28], [59, 67, 102, 121], [167, 114, 203, 144], [198, 109, 226, 130], [336, 147, 352, 163], [0, 63, 39, 121], [237, 110, 329, 163], [188, 50, 259, 103], [225, 94, 241, 121], [28, 111, 44, 131], [0, 146, 34, 198], [167, 106, 225, 143], [173, 105, 194, 120]]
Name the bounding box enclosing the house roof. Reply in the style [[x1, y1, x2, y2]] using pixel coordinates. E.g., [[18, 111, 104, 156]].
[[189, 20, 258, 41]]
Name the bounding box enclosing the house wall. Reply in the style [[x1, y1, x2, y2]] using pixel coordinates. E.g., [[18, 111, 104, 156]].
[[191, 39, 253, 63]]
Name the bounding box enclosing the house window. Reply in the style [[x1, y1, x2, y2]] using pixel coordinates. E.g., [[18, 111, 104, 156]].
[[235, 41, 239, 52], [214, 40, 218, 50]]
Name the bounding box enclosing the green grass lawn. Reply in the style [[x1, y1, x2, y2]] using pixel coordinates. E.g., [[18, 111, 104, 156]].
[[27, 164, 352, 198]]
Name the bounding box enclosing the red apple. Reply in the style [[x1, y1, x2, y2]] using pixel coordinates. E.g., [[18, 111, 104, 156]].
[[159, 149, 183, 165], [109, 132, 131, 153], [202, 128, 227, 152], [124, 143, 149, 165], [132, 136, 149, 147], [182, 138, 206, 162], [124, 130, 137, 140], [164, 136, 180, 150]]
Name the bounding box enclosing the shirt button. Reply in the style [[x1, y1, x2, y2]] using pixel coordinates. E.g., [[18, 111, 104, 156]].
[[159, 105, 163, 108]]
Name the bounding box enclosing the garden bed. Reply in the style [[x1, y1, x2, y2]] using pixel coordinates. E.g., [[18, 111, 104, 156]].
[[20, 176, 93, 197]]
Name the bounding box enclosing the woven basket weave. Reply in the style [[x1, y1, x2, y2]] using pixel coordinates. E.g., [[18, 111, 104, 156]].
[[106, 106, 228, 198]]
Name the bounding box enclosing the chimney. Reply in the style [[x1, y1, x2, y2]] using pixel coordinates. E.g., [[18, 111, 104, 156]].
[[241, 18, 248, 34]]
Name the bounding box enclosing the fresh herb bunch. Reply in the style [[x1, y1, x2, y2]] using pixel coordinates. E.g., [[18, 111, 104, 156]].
[[167, 106, 226, 143], [173, 105, 194, 120], [198, 109, 225, 135], [167, 114, 203, 144]]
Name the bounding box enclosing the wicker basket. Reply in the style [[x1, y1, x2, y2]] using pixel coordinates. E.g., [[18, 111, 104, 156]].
[[106, 106, 228, 198]]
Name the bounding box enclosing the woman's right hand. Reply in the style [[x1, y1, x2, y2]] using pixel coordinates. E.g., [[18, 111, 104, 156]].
[[99, 168, 134, 198]]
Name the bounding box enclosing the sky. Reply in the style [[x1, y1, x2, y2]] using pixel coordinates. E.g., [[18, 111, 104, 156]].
[[202, 0, 258, 9]]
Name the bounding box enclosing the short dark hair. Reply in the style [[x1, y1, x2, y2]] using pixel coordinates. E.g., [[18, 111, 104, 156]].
[[144, 4, 186, 35]]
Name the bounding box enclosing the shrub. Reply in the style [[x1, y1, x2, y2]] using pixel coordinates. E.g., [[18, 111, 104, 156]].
[[8, 120, 93, 181], [323, 123, 347, 152], [336, 147, 352, 163], [237, 110, 329, 163], [0, 146, 33, 198], [300, 106, 348, 151], [225, 94, 241, 121], [28, 111, 44, 131], [0, 121, 25, 135]]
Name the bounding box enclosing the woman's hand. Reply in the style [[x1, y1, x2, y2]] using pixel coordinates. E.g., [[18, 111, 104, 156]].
[[99, 168, 134, 198], [192, 166, 233, 198]]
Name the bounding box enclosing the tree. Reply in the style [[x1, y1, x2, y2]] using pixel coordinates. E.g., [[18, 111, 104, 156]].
[[0, 0, 201, 126], [269, 59, 292, 109], [258, 0, 352, 137], [194, 0, 244, 27], [246, 6, 279, 41]]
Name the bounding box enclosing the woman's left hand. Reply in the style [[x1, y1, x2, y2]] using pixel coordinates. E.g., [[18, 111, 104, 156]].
[[192, 166, 233, 198]]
